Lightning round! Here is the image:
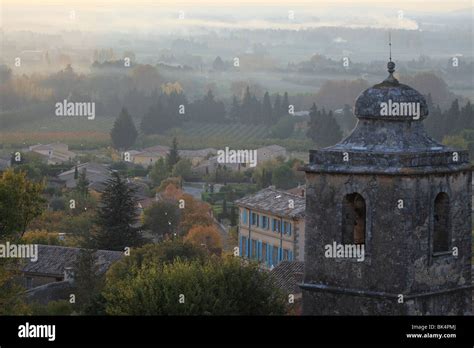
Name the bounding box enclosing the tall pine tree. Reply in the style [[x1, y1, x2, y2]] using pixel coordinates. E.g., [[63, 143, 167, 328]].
[[110, 107, 138, 150], [167, 137, 180, 172], [306, 103, 343, 148], [273, 93, 282, 122], [229, 95, 241, 122], [281, 92, 289, 117], [262, 92, 273, 125], [93, 171, 142, 250], [241, 87, 253, 123]]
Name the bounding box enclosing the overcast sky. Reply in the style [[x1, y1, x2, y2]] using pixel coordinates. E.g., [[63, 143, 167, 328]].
[[1, 0, 472, 33]]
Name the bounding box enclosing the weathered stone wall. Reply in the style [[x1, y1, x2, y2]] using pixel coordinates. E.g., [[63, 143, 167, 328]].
[[302, 169, 472, 315]]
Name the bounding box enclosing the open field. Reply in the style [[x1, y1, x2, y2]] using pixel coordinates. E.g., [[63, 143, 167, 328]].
[[0, 118, 313, 152]]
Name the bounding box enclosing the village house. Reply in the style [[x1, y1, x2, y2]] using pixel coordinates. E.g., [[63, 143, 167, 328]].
[[58, 162, 110, 189], [29, 143, 77, 165], [125, 145, 170, 167], [19, 244, 123, 290], [235, 187, 305, 268], [256, 144, 287, 163], [178, 148, 217, 166], [191, 145, 288, 175]]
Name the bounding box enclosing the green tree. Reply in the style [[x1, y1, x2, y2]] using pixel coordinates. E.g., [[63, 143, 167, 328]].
[[0, 169, 46, 238], [273, 93, 282, 122], [110, 107, 138, 150], [103, 256, 286, 315], [73, 249, 106, 314], [272, 164, 297, 189], [281, 91, 289, 117], [306, 103, 343, 148], [262, 91, 273, 125], [229, 95, 240, 122], [270, 116, 295, 139], [150, 157, 169, 186], [0, 260, 31, 315], [172, 159, 192, 180], [75, 168, 89, 198], [93, 172, 142, 250], [229, 205, 237, 226], [167, 137, 180, 172], [143, 201, 180, 239]]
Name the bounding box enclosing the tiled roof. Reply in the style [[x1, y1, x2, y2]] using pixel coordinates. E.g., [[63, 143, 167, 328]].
[[270, 261, 304, 294], [257, 144, 286, 152], [58, 162, 109, 177], [235, 187, 305, 218], [22, 245, 123, 277], [143, 145, 170, 154], [25, 280, 74, 305]]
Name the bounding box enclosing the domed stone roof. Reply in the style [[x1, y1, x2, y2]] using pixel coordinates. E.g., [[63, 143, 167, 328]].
[[302, 61, 470, 175], [354, 62, 428, 121]]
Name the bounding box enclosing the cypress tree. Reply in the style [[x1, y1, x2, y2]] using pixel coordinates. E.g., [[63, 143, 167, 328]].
[[167, 137, 180, 172], [273, 93, 282, 122], [110, 107, 138, 150], [93, 171, 142, 250], [262, 92, 273, 125]]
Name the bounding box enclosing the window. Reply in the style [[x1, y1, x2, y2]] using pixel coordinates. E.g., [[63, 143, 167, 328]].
[[262, 216, 268, 229], [342, 193, 366, 245], [241, 236, 247, 256], [262, 242, 267, 260], [272, 246, 279, 266], [273, 219, 281, 233], [251, 213, 257, 226], [433, 193, 450, 253], [242, 210, 248, 225], [283, 249, 289, 260], [251, 239, 257, 258]]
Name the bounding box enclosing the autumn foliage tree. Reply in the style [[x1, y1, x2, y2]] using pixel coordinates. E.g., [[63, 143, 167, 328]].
[[0, 169, 46, 239], [184, 225, 222, 255]]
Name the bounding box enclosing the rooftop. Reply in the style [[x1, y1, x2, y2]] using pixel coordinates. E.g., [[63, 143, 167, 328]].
[[235, 187, 305, 218], [22, 245, 123, 277]]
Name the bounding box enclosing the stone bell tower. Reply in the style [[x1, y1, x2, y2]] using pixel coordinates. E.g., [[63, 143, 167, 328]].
[[301, 60, 472, 315]]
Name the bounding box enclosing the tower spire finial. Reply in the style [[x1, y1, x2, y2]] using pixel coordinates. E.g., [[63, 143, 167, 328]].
[[384, 31, 398, 83], [389, 31, 392, 62]]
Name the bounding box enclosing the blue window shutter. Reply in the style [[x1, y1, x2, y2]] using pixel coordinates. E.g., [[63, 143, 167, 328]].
[[259, 241, 262, 261], [269, 245, 273, 267], [246, 238, 250, 257], [277, 247, 281, 262], [289, 223, 292, 236], [267, 245, 271, 266], [239, 236, 243, 256], [272, 219, 275, 231], [265, 245, 268, 265]]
